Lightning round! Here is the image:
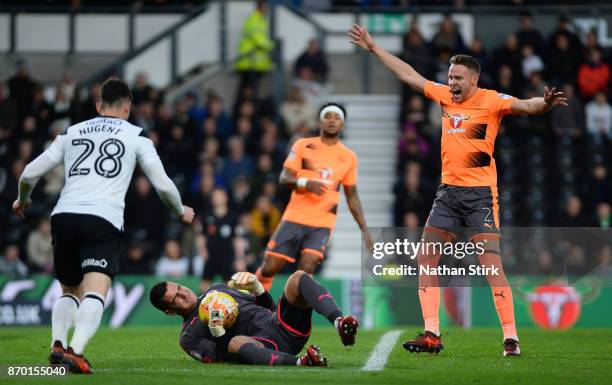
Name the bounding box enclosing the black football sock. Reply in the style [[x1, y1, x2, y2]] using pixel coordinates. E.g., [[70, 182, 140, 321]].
[[298, 274, 343, 324], [254, 291, 275, 311], [237, 343, 297, 366]]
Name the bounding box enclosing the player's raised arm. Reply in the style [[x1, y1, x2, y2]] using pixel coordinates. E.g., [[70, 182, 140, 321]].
[[13, 135, 65, 219], [511, 86, 568, 115], [348, 24, 427, 93], [136, 136, 194, 224]]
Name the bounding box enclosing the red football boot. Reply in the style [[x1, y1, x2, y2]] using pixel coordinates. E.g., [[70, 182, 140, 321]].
[[403, 331, 443, 354], [63, 347, 93, 374], [298, 345, 328, 367], [49, 340, 66, 365], [337, 316, 359, 350]]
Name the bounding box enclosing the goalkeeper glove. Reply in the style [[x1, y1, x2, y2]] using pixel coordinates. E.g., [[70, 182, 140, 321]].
[[208, 309, 226, 337], [228, 272, 265, 296]]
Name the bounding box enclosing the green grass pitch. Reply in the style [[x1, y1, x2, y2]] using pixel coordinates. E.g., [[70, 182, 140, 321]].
[[2, 326, 612, 385]]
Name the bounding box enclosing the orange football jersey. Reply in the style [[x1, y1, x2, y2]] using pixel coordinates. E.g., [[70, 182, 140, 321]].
[[282, 136, 357, 229], [424, 80, 518, 187]]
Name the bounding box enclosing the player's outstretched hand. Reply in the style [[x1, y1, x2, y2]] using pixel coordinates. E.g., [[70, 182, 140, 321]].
[[229, 272, 265, 296], [181, 205, 195, 224], [306, 179, 329, 196], [348, 24, 376, 53], [544, 86, 568, 107], [12, 199, 31, 219]]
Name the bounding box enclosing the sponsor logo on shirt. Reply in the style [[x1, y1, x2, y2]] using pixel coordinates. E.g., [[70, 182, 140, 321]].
[[82, 258, 108, 269]]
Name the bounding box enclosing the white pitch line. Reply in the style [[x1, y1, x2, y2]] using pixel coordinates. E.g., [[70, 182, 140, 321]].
[[361, 330, 402, 372]]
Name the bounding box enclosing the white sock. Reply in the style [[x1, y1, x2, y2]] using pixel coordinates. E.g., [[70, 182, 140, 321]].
[[334, 317, 342, 329], [51, 294, 79, 348], [70, 292, 105, 355]]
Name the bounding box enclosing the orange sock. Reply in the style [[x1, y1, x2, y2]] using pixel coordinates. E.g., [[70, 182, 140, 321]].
[[418, 286, 441, 335], [417, 240, 442, 336], [256, 267, 274, 291], [492, 287, 518, 340]]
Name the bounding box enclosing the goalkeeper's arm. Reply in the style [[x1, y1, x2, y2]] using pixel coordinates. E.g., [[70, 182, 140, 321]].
[[179, 333, 230, 363], [254, 290, 275, 311], [229, 272, 276, 310]]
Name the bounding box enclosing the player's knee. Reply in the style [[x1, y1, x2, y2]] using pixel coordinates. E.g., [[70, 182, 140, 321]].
[[81, 271, 112, 297], [474, 237, 501, 260], [260, 264, 275, 277], [285, 270, 306, 294], [228, 336, 243, 353], [260, 256, 283, 277], [484, 240, 500, 254], [291, 270, 307, 280], [228, 336, 261, 354], [424, 226, 455, 243], [298, 255, 320, 273], [284, 271, 309, 308], [60, 284, 80, 297]]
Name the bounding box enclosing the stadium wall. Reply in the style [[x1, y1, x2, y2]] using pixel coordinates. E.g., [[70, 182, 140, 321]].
[[3, 3, 612, 88]]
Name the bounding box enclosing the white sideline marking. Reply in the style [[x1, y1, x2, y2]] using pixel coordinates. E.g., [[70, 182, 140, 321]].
[[361, 330, 402, 372]]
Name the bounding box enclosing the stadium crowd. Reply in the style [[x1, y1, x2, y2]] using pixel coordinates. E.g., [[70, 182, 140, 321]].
[[1, 12, 610, 279], [0, 37, 330, 284]]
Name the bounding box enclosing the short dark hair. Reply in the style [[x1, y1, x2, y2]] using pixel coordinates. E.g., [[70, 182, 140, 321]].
[[318, 102, 347, 119], [449, 54, 481, 75], [149, 282, 169, 312], [100, 77, 132, 108]]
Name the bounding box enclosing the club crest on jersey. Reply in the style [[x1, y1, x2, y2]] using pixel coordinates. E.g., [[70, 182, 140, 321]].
[[318, 167, 333, 180], [446, 112, 471, 129]]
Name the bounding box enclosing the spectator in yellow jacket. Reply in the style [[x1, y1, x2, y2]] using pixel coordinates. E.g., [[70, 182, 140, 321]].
[[235, 1, 275, 94], [250, 195, 281, 245]]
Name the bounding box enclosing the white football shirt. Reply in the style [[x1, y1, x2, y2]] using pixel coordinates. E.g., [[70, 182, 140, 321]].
[[46, 117, 160, 230]]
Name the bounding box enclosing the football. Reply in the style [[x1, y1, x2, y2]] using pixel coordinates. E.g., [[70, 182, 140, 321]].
[[198, 290, 239, 329]]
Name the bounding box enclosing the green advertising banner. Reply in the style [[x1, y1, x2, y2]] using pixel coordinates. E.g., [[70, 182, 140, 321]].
[[1, 275, 609, 330], [470, 276, 611, 329], [364, 276, 612, 329]]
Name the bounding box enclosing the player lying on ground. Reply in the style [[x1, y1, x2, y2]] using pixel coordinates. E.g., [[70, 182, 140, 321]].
[[348, 24, 567, 357], [149, 271, 359, 366], [256, 103, 373, 291], [12, 78, 194, 374]]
